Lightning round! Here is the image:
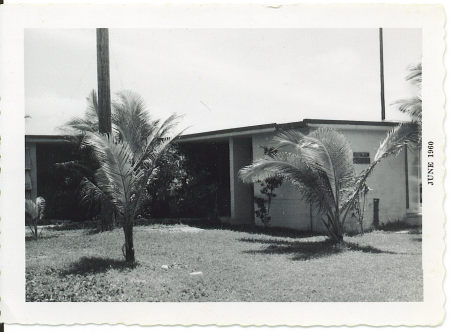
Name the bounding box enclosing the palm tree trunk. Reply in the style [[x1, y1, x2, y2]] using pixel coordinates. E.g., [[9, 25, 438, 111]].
[[326, 213, 344, 243], [123, 220, 135, 263], [34, 219, 38, 240], [360, 194, 366, 234]]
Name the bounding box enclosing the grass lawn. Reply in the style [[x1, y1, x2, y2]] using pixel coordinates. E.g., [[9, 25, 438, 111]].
[[26, 224, 423, 302]]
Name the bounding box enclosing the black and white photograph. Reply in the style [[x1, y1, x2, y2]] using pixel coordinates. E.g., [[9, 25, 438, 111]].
[[0, 3, 445, 327], [24, 27, 423, 302]]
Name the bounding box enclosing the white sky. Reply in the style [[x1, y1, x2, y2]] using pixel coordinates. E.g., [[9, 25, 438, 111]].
[[25, 28, 421, 135]]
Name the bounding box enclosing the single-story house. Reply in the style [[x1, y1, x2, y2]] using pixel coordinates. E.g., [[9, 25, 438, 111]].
[[25, 118, 422, 232]]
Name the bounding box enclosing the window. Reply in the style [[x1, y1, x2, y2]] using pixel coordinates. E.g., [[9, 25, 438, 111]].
[[353, 152, 370, 164]]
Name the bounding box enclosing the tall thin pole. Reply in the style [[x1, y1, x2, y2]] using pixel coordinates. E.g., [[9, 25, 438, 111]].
[[96, 28, 112, 134], [96, 28, 113, 232], [379, 28, 386, 121], [404, 145, 410, 209]]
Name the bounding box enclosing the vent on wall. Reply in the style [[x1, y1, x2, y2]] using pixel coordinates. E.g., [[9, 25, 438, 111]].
[[353, 152, 370, 164]]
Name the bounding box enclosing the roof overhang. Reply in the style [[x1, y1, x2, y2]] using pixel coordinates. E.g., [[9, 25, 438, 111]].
[[25, 119, 400, 144], [25, 135, 73, 144], [178, 123, 278, 143], [304, 119, 399, 131]]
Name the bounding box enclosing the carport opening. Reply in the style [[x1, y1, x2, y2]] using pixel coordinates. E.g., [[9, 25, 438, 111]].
[[177, 141, 231, 219]]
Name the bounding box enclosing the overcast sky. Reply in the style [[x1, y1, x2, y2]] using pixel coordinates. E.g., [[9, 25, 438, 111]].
[[25, 28, 421, 135]]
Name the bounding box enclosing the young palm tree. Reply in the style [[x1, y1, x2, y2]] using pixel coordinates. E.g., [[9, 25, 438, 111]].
[[239, 128, 355, 242], [66, 90, 182, 262], [239, 125, 419, 243]]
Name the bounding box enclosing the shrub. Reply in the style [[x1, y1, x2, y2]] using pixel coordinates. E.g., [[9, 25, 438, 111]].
[[25, 197, 46, 240]]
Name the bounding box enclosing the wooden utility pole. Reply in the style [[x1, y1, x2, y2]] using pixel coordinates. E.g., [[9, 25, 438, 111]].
[[96, 28, 114, 231], [379, 28, 386, 121], [96, 28, 112, 134]]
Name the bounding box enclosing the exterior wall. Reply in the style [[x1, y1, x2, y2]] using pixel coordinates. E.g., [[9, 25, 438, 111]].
[[229, 137, 254, 224], [407, 146, 422, 212], [252, 126, 413, 232], [405, 145, 422, 225], [340, 127, 408, 231], [252, 130, 318, 231]]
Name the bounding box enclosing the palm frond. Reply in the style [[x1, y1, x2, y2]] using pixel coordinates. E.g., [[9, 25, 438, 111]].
[[61, 89, 100, 134], [61, 117, 99, 133], [35, 197, 46, 219], [132, 118, 184, 174], [112, 90, 156, 155], [54, 160, 93, 177], [273, 128, 354, 207], [272, 130, 337, 199], [273, 130, 308, 151], [239, 135, 339, 215], [392, 62, 422, 126], [405, 63, 422, 87], [374, 123, 419, 161], [79, 177, 105, 207], [25, 197, 46, 221], [85, 89, 99, 120], [309, 128, 354, 199], [25, 199, 39, 220], [152, 113, 183, 142], [392, 97, 422, 124], [130, 126, 185, 217], [240, 127, 359, 223], [82, 132, 136, 215]]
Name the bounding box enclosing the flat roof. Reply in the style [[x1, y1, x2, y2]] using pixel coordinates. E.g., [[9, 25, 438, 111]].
[[303, 118, 399, 127], [179, 119, 398, 142], [25, 135, 73, 144], [26, 118, 400, 144]]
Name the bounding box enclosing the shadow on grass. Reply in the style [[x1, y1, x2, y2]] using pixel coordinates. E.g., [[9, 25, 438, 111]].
[[187, 221, 316, 239], [61, 256, 138, 276], [377, 221, 422, 233], [241, 238, 397, 261], [25, 234, 59, 242], [82, 228, 114, 236]]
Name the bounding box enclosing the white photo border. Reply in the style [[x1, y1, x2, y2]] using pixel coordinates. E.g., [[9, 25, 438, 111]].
[[0, 3, 445, 326]]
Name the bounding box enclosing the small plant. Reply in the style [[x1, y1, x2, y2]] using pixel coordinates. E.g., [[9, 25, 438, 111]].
[[25, 197, 46, 240], [254, 147, 283, 227]]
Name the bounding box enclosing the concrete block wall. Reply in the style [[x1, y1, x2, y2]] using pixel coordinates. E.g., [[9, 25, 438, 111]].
[[407, 146, 422, 214], [252, 132, 316, 231], [343, 128, 408, 227]]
